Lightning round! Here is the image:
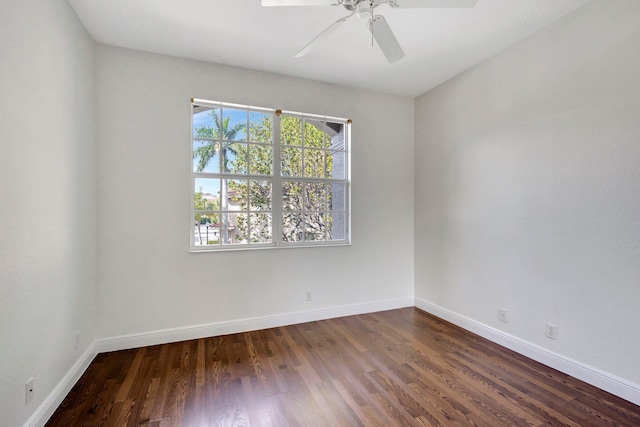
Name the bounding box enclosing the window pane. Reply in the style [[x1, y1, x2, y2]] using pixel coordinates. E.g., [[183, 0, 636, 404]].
[[193, 215, 221, 246], [249, 180, 272, 211], [249, 213, 272, 243], [249, 112, 272, 143], [304, 119, 325, 148], [326, 149, 345, 179], [304, 183, 326, 211], [304, 149, 325, 178], [221, 108, 247, 141], [223, 143, 247, 174], [223, 179, 247, 210], [304, 212, 327, 241], [249, 144, 272, 175], [282, 212, 303, 242], [282, 181, 303, 211], [216, 213, 235, 245], [193, 140, 219, 173], [325, 121, 345, 149], [226, 213, 248, 245], [193, 107, 219, 138], [194, 178, 220, 209], [327, 212, 346, 241], [281, 147, 302, 177], [327, 183, 346, 211], [281, 115, 302, 146]]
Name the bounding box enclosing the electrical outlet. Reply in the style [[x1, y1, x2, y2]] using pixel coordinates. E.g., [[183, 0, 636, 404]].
[[545, 323, 558, 340], [25, 378, 34, 404], [498, 309, 508, 323], [75, 331, 80, 350], [305, 291, 312, 301]]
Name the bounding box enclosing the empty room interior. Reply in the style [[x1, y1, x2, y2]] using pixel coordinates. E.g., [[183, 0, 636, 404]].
[[2, 0, 640, 425]]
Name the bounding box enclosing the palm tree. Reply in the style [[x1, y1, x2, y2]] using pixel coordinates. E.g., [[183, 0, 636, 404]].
[[194, 109, 245, 243]]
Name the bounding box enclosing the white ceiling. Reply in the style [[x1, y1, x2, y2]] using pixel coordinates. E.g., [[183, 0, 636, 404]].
[[68, 0, 590, 97]]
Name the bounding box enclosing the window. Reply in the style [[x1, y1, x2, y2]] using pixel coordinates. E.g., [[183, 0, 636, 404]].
[[191, 99, 350, 251]]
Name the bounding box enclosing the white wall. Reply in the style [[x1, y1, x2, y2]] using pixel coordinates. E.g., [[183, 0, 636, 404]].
[[96, 46, 415, 339], [0, 0, 97, 425], [415, 0, 640, 385]]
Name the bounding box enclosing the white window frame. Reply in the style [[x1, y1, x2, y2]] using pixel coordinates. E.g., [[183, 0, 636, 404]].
[[190, 98, 351, 252]]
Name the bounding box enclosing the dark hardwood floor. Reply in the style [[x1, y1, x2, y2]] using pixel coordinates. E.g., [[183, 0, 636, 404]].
[[46, 308, 640, 426]]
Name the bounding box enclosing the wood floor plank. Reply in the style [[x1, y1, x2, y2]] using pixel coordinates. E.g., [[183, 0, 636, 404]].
[[46, 308, 640, 426]]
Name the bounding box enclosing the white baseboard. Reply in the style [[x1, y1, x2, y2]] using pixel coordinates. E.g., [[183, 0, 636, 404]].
[[97, 297, 414, 353], [414, 297, 640, 406], [23, 342, 97, 427]]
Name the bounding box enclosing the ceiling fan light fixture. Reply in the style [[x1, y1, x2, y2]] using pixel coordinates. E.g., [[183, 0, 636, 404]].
[[355, 0, 375, 18]]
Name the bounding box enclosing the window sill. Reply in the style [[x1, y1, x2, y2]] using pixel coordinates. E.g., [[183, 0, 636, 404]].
[[190, 240, 351, 253]]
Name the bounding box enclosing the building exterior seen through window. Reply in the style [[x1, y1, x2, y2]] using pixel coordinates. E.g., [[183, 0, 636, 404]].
[[191, 99, 350, 251]]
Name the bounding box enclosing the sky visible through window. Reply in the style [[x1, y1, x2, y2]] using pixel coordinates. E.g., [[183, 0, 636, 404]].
[[193, 108, 248, 195]]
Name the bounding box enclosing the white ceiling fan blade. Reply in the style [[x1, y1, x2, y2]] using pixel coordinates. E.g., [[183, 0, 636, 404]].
[[369, 15, 405, 63], [261, 0, 339, 6], [295, 13, 353, 57], [390, 0, 478, 8]]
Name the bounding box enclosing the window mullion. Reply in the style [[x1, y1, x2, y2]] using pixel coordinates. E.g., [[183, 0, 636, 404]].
[[272, 111, 283, 246], [301, 119, 306, 243]]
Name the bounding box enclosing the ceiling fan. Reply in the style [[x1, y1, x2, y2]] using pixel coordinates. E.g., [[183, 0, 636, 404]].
[[261, 0, 479, 63]]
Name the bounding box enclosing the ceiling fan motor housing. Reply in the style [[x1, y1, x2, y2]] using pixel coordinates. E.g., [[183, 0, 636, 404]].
[[343, 0, 379, 12], [355, 1, 376, 18]]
